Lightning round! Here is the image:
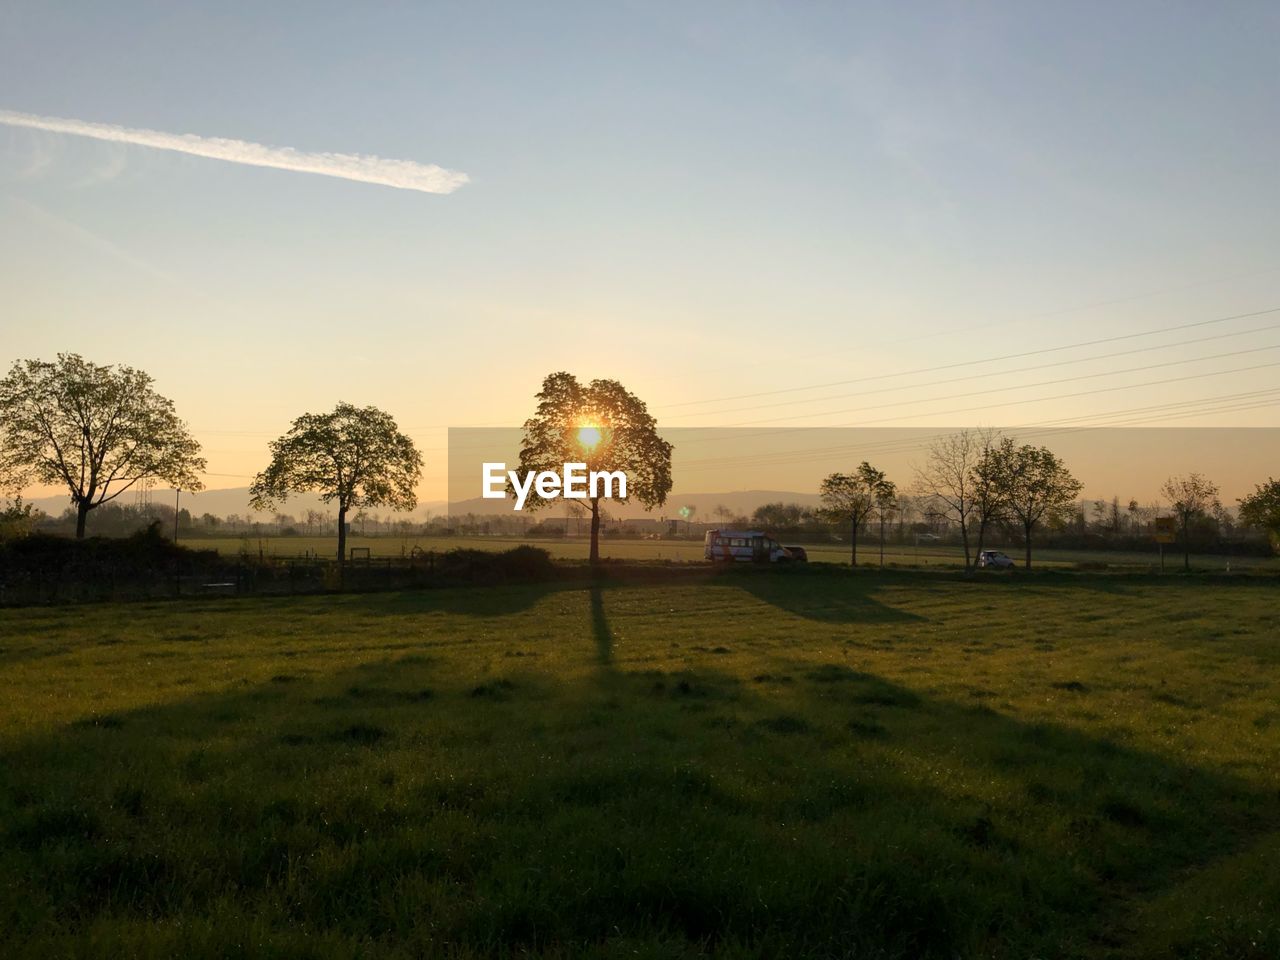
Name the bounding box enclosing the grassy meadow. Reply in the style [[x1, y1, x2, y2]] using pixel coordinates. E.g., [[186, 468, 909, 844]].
[[1, 568, 1278, 958]]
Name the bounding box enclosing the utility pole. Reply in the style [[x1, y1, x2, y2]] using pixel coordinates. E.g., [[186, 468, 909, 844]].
[[174, 488, 181, 543]]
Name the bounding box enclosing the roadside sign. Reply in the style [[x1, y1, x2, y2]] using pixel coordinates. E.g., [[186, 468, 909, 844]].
[[1154, 516, 1176, 544]]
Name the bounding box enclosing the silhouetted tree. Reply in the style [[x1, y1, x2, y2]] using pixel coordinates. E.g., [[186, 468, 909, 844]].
[[751, 502, 809, 529], [1239, 478, 1280, 549], [514, 373, 672, 564], [0, 353, 204, 537], [1160, 473, 1220, 572], [968, 431, 1011, 565], [250, 403, 421, 568]]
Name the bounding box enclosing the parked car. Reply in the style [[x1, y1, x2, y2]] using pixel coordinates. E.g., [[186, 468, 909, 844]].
[[977, 550, 1015, 569]]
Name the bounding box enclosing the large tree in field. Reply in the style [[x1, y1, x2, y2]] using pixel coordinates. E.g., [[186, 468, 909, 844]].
[[1004, 444, 1082, 569], [515, 373, 672, 564], [1239, 478, 1280, 549], [914, 430, 982, 571], [1160, 473, 1220, 572], [250, 403, 421, 567], [0, 353, 205, 538], [820, 461, 892, 568]]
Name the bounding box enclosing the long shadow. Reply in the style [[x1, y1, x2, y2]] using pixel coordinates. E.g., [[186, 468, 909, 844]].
[[719, 565, 928, 624], [2, 629, 1276, 959], [589, 583, 613, 665]]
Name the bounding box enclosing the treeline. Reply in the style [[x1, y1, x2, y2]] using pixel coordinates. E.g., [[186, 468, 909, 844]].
[[725, 494, 1269, 556], [715, 429, 1278, 570]]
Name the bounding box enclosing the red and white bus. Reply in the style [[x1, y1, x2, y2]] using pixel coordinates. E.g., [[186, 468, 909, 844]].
[[704, 530, 805, 563]]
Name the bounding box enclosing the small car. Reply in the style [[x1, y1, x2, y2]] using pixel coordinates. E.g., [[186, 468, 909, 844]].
[[977, 550, 1015, 569], [783, 546, 808, 563]]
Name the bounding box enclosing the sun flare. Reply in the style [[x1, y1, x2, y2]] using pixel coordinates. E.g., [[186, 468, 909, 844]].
[[576, 424, 603, 450]]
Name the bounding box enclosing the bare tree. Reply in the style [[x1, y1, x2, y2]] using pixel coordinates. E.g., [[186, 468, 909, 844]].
[[914, 430, 982, 571], [968, 430, 1010, 564], [1160, 473, 1220, 572]]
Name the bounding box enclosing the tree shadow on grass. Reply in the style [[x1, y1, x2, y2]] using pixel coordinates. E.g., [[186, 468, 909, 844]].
[[718, 566, 928, 624], [2, 623, 1276, 960], [590, 584, 613, 665]]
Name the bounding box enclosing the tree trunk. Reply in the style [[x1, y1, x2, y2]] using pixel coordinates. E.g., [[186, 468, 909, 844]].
[[589, 497, 601, 565], [337, 505, 348, 575], [850, 515, 857, 568], [960, 518, 972, 572], [879, 516, 885, 568], [974, 517, 988, 568], [1182, 514, 1190, 572], [75, 501, 90, 539], [1024, 519, 1033, 569]]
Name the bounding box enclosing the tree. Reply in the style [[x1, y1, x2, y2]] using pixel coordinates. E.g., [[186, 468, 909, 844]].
[[713, 503, 740, 527], [820, 462, 892, 568], [1004, 444, 1082, 568], [250, 403, 421, 568], [968, 431, 1011, 565], [1239, 478, 1280, 549], [0, 353, 205, 538], [514, 373, 672, 564], [1160, 473, 1220, 572], [873, 477, 899, 568], [751, 502, 808, 528], [914, 430, 982, 571]]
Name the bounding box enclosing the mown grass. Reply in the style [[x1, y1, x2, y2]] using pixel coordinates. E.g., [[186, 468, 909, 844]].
[[1, 568, 1277, 958]]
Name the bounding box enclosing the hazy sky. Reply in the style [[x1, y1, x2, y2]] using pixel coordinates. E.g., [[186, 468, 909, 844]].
[[2, 2, 1278, 504]]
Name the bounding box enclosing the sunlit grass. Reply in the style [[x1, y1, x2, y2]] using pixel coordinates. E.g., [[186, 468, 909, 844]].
[[1, 570, 1277, 957]]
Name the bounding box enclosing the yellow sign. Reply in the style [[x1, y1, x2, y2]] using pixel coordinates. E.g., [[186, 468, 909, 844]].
[[1154, 516, 1176, 544]]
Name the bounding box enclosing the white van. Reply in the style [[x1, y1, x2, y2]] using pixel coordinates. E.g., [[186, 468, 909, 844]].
[[704, 530, 799, 563]]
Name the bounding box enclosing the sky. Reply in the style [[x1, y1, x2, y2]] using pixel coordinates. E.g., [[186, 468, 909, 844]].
[[2, 1, 1278, 507]]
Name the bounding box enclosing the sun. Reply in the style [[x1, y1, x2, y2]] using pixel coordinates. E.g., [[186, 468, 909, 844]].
[[576, 424, 603, 451]]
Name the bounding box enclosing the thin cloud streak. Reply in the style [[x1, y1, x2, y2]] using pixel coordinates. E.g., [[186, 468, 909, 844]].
[[0, 109, 469, 194]]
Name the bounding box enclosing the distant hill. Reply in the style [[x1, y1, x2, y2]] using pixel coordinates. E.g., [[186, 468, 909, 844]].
[[445, 489, 824, 520], [25, 487, 446, 521], [26, 487, 822, 523]]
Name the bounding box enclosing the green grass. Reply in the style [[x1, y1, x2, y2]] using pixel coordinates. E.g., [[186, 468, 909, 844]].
[[183, 532, 1279, 573], [2, 569, 1278, 958]]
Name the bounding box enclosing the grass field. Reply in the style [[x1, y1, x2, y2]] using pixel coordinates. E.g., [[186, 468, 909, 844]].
[[2, 568, 1278, 957], [180, 533, 1279, 573]]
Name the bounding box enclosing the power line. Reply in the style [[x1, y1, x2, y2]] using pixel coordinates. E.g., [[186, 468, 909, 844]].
[[674, 386, 1280, 472], [712, 344, 1280, 428], [661, 321, 1280, 421], [658, 305, 1280, 410]]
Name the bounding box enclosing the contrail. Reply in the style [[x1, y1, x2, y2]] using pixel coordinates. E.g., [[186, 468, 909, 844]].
[[0, 109, 469, 194]]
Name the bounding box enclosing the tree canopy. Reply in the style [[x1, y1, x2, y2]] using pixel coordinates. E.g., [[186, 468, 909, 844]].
[[820, 462, 893, 567], [515, 373, 672, 563], [1003, 443, 1082, 568], [250, 403, 421, 565], [1238, 478, 1280, 546], [0, 353, 205, 537]]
